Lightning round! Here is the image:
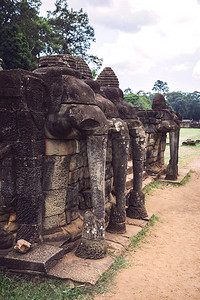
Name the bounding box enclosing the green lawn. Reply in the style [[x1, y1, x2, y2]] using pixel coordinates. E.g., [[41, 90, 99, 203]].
[[165, 128, 200, 166]]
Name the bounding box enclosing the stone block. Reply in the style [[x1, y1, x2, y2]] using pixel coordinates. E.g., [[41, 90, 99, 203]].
[[83, 166, 90, 179], [16, 224, 40, 243], [160, 140, 166, 151], [105, 163, 113, 180], [17, 111, 44, 141], [79, 195, 86, 210], [70, 206, 79, 221], [45, 139, 80, 156], [43, 155, 70, 190], [69, 154, 84, 171], [13, 140, 45, 158], [16, 194, 43, 224], [4, 221, 18, 233], [43, 229, 71, 243], [15, 166, 42, 196], [147, 156, 158, 163], [44, 190, 66, 217], [62, 218, 83, 241], [81, 190, 92, 208], [0, 111, 18, 141], [68, 168, 83, 185], [43, 213, 66, 230], [79, 177, 90, 191], [0, 214, 9, 222], [47, 250, 114, 285], [147, 138, 155, 146], [66, 184, 79, 210], [105, 178, 112, 197], [106, 146, 112, 162], [0, 244, 64, 273]]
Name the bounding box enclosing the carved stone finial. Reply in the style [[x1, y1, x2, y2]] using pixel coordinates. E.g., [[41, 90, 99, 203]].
[[152, 93, 168, 110], [96, 67, 119, 87], [38, 54, 76, 69], [75, 56, 93, 80]]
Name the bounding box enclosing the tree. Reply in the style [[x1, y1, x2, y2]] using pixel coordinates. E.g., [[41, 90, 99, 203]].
[[0, 24, 32, 69], [124, 87, 133, 95], [0, 0, 50, 69], [124, 93, 152, 110], [166, 91, 200, 120], [152, 80, 169, 94], [46, 0, 102, 68], [0, 0, 102, 70]]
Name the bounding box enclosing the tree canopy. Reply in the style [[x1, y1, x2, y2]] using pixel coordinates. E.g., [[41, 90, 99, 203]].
[[0, 0, 102, 70], [124, 91, 152, 110], [152, 80, 169, 94], [123, 84, 200, 121]]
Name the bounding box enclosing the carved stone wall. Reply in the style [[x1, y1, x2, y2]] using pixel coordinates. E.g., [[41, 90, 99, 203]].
[[0, 56, 181, 256]]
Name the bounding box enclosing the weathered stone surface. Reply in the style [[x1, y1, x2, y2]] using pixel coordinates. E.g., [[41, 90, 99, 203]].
[[68, 168, 83, 185], [45, 139, 80, 156], [43, 155, 70, 190], [0, 244, 64, 273], [75, 56, 93, 80], [66, 184, 79, 210], [69, 154, 84, 171], [0, 56, 181, 263], [43, 213, 66, 231], [105, 231, 130, 248], [39, 54, 76, 69], [152, 93, 168, 110], [62, 217, 83, 241], [97, 67, 119, 88], [47, 250, 114, 285], [126, 217, 148, 228], [44, 190, 66, 217], [0, 227, 14, 249]]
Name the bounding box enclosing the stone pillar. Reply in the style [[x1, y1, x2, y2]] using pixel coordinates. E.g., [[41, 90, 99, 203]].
[[0, 58, 3, 71], [165, 128, 180, 180], [75, 135, 108, 259], [106, 121, 130, 234], [126, 124, 148, 219]]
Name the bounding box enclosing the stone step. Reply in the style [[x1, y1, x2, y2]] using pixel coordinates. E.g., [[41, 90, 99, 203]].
[[0, 244, 64, 274]]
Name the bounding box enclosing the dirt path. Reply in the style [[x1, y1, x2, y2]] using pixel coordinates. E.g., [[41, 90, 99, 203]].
[[95, 158, 200, 300]]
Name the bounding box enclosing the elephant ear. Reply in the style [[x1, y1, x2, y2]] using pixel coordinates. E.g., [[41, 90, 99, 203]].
[[25, 75, 48, 130]]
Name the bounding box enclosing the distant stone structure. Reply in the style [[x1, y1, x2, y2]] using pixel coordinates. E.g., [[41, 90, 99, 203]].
[[181, 120, 200, 128], [0, 55, 181, 266]]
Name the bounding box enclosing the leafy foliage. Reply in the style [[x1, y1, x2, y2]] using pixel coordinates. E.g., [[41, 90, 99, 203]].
[[0, 23, 32, 69], [0, 0, 102, 70], [166, 91, 200, 120], [152, 80, 169, 94], [124, 91, 152, 110], [124, 79, 200, 120]]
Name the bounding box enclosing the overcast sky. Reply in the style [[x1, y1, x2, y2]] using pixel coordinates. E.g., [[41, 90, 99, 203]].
[[40, 0, 200, 93]]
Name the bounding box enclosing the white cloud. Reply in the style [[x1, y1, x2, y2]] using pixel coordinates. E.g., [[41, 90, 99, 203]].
[[168, 63, 190, 72], [40, 0, 200, 92], [193, 61, 200, 79]]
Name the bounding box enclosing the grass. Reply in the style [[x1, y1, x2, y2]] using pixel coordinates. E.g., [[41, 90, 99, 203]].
[[179, 170, 194, 185], [128, 214, 160, 250], [165, 128, 200, 166], [143, 181, 163, 195], [0, 215, 160, 300]]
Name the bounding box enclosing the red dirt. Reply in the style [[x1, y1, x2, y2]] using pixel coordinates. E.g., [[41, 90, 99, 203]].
[[95, 158, 200, 300]]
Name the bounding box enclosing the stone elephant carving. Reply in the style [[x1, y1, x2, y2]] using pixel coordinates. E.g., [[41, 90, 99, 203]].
[[33, 55, 131, 258], [96, 67, 148, 219]]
